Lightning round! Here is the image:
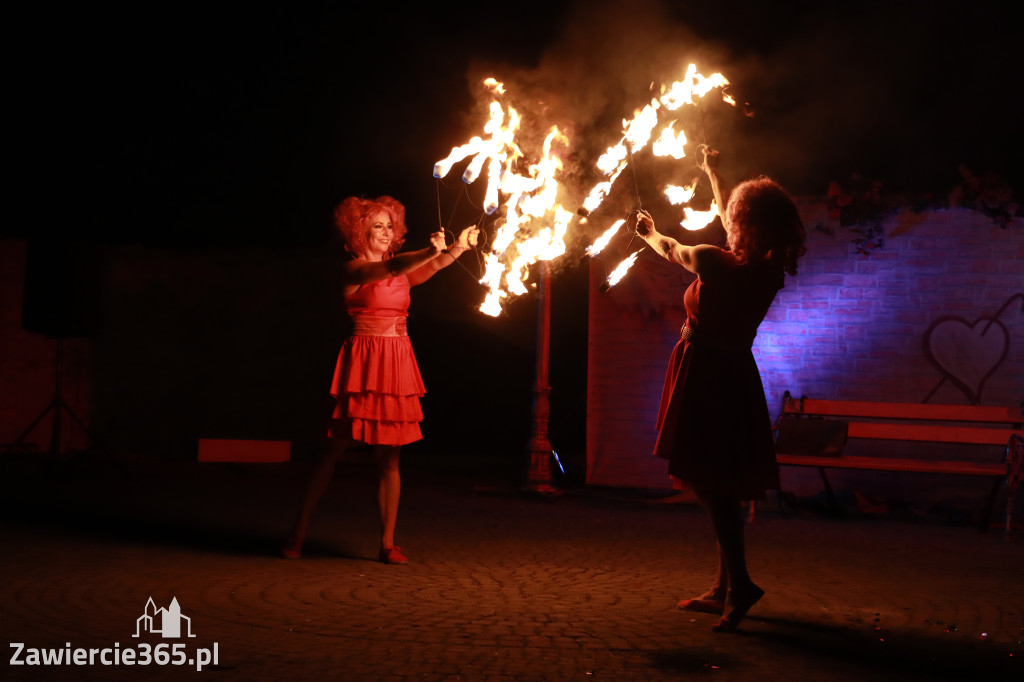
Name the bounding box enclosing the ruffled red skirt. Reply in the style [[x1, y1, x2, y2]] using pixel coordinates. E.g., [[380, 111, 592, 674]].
[[328, 333, 426, 446]]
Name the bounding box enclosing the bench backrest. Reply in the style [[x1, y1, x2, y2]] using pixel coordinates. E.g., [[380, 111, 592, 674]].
[[781, 395, 1023, 424], [779, 393, 1024, 446]]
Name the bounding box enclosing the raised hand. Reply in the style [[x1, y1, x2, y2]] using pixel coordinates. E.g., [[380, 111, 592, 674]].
[[634, 209, 656, 237], [457, 225, 480, 250], [699, 146, 720, 173], [429, 231, 447, 254]]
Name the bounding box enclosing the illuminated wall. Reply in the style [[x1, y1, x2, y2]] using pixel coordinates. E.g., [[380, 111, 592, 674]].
[[587, 202, 1024, 494]]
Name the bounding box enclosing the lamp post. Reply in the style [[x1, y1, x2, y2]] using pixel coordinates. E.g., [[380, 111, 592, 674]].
[[525, 260, 559, 495]]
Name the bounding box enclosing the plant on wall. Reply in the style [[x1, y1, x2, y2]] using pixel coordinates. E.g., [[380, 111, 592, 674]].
[[826, 173, 887, 256], [824, 166, 1019, 257], [948, 165, 1020, 228]]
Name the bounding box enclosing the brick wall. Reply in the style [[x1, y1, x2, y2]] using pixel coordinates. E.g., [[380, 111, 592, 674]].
[[586, 203, 1024, 498]]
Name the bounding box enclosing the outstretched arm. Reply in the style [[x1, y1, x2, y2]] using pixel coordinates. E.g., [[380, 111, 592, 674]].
[[634, 210, 718, 276], [407, 225, 480, 286], [343, 232, 446, 290]]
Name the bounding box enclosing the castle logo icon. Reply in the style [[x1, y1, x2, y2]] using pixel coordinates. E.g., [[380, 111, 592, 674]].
[[132, 597, 196, 638]]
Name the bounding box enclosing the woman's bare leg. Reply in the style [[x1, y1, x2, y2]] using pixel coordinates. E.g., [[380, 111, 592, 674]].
[[678, 523, 728, 612], [704, 543, 728, 600], [374, 445, 402, 551], [283, 435, 352, 557], [699, 492, 763, 630]]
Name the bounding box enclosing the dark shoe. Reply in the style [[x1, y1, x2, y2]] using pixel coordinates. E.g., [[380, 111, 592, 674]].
[[379, 545, 409, 565]]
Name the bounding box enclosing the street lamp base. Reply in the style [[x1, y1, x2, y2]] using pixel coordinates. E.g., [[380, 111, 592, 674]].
[[522, 481, 562, 497]]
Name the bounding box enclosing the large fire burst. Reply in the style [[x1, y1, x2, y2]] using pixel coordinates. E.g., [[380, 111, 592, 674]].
[[434, 65, 734, 314]]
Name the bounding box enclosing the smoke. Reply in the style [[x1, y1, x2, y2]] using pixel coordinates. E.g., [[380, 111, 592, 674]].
[[467, 0, 731, 176], [453, 0, 1023, 206]]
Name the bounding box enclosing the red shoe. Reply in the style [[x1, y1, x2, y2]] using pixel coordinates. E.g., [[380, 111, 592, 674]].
[[379, 545, 409, 565], [281, 536, 303, 559]]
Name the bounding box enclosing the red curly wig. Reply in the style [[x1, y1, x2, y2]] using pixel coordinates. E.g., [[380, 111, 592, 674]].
[[725, 177, 806, 276], [333, 196, 408, 257]]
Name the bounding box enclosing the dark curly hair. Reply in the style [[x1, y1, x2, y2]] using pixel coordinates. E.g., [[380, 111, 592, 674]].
[[725, 177, 806, 276], [333, 196, 407, 257]]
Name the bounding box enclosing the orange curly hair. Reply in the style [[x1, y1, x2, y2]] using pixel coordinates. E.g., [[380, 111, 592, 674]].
[[725, 177, 806, 276], [333, 196, 407, 257]]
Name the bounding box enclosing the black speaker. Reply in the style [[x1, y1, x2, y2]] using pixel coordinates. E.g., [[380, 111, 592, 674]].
[[22, 237, 100, 339]]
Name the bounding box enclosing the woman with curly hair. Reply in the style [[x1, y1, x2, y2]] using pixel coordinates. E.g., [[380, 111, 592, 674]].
[[283, 195, 478, 564], [634, 147, 805, 631]]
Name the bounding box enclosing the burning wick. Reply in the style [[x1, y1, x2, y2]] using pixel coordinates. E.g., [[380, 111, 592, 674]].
[[586, 218, 627, 258], [600, 250, 642, 292]]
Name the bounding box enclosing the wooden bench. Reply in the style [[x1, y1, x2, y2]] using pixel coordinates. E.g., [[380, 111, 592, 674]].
[[769, 391, 1023, 539]]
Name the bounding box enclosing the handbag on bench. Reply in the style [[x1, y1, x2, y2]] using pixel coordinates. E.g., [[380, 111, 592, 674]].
[[774, 416, 849, 457]]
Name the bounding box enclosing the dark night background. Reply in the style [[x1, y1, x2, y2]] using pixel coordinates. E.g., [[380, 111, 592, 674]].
[[12, 0, 1023, 244], [5, 1, 1022, 477]]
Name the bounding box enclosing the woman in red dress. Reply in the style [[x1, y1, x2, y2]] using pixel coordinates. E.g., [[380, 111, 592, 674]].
[[283, 195, 478, 564], [635, 148, 805, 630]]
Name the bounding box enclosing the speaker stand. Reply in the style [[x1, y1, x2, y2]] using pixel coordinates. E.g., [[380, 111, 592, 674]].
[[3, 338, 104, 457]]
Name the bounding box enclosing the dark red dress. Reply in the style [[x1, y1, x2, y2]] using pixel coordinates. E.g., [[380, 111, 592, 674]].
[[328, 275, 426, 446], [654, 249, 783, 500]]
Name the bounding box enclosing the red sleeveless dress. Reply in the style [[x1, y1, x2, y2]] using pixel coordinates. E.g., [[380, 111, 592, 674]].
[[328, 275, 426, 445], [654, 249, 783, 500]]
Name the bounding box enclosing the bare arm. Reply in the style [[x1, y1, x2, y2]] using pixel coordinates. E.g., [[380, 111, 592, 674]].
[[407, 225, 480, 286], [634, 210, 718, 276], [700, 146, 729, 225], [632, 147, 729, 274], [342, 232, 446, 293]]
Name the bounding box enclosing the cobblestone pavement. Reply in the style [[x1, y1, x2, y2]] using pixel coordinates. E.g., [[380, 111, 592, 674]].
[[1, 456, 1021, 681]]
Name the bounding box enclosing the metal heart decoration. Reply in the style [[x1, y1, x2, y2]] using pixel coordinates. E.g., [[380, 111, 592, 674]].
[[923, 315, 1009, 404]]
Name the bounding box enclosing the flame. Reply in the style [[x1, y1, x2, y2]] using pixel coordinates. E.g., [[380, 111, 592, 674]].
[[436, 63, 735, 313], [582, 64, 730, 217], [659, 63, 730, 110], [652, 122, 687, 159], [582, 170, 624, 214], [586, 219, 626, 256], [681, 201, 719, 231], [483, 77, 505, 95], [624, 100, 661, 151], [581, 100, 661, 212], [583, 64, 731, 282], [605, 250, 640, 289], [433, 100, 524, 215], [435, 81, 572, 316], [664, 178, 699, 205]]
